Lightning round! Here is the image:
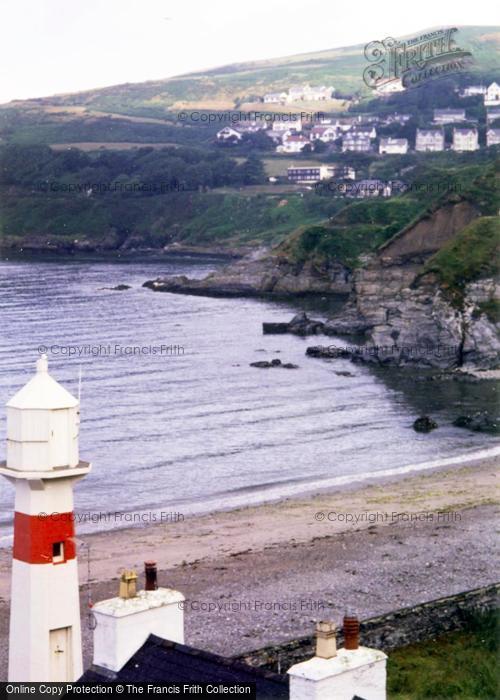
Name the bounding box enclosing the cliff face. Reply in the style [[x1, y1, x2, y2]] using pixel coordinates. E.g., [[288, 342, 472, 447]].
[[334, 263, 499, 369], [378, 200, 479, 263], [326, 207, 499, 369]]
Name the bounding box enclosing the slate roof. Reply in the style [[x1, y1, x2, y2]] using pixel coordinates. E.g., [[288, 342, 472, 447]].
[[80, 634, 288, 698]]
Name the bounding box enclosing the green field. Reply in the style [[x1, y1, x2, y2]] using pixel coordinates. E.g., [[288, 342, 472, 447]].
[[387, 610, 498, 699]]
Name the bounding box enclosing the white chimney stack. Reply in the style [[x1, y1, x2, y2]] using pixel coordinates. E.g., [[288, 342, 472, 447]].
[[91, 563, 185, 673], [288, 617, 387, 700]]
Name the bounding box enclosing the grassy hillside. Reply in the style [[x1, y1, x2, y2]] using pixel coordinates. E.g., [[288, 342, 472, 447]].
[[277, 163, 498, 268], [422, 216, 500, 317], [4, 26, 499, 119]]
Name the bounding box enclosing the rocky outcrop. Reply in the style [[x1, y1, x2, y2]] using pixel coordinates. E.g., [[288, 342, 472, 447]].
[[306, 270, 499, 369], [263, 312, 326, 336], [310, 205, 499, 370], [143, 254, 352, 297], [413, 416, 438, 433]]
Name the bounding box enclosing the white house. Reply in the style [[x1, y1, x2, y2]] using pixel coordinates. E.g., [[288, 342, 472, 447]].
[[459, 85, 486, 98], [484, 82, 500, 106], [276, 134, 310, 153], [452, 128, 479, 152], [272, 119, 302, 133], [415, 129, 445, 152], [379, 138, 408, 154], [286, 84, 334, 102], [216, 126, 243, 142], [263, 92, 287, 104], [349, 179, 393, 198], [234, 121, 267, 133], [433, 109, 466, 124], [486, 129, 500, 147], [486, 106, 500, 123], [352, 126, 377, 139], [342, 133, 371, 152], [376, 79, 405, 95], [310, 126, 338, 142], [382, 113, 412, 125]]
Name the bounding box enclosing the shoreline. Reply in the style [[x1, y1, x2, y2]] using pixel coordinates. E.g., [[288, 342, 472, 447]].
[[0, 450, 498, 599], [0, 453, 498, 679], [0, 445, 498, 550]]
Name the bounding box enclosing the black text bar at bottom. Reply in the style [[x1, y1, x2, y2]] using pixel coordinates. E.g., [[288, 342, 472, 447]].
[[1, 683, 257, 700]]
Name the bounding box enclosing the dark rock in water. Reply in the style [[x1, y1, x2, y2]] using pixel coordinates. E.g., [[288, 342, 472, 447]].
[[453, 412, 500, 434], [306, 345, 351, 359], [250, 359, 298, 369], [263, 323, 290, 334], [413, 416, 438, 433], [263, 312, 326, 336], [334, 371, 354, 377], [100, 284, 131, 291]]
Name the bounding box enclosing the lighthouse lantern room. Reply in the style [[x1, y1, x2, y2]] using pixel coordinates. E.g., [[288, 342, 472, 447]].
[[0, 355, 91, 682]]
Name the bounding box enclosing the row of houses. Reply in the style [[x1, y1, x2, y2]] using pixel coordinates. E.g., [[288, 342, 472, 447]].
[[217, 120, 500, 153], [415, 127, 500, 151], [263, 84, 335, 104], [433, 105, 500, 123]]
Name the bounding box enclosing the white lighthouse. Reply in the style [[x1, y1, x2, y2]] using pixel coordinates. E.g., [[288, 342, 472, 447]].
[[0, 355, 91, 682]]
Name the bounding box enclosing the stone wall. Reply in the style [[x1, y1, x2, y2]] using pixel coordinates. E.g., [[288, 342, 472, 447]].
[[233, 584, 499, 673]]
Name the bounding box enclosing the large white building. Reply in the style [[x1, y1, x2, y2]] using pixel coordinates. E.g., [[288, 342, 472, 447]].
[[459, 85, 487, 98], [310, 126, 339, 143], [287, 84, 334, 102], [486, 129, 500, 147], [287, 165, 355, 183], [277, 134, 310, 153], [342, 133, 371, 152], [415, 129, 445, 152], [433, 109, 466, 124], [484, 82, 500, 106], [452, 128, 479, 152], [379, 138, 409, 154]]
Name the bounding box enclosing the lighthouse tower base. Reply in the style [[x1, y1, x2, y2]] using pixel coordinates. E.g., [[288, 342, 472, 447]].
[[1, 464, 91, 682], [9, 558, 83, 681]]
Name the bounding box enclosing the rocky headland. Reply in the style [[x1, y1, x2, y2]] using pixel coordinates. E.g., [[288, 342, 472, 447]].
[[143, 250, 352, 297], [143, 203, 499, 371]]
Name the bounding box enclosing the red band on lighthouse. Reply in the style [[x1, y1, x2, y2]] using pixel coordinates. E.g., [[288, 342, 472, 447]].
[[13, 511, 76, 564]]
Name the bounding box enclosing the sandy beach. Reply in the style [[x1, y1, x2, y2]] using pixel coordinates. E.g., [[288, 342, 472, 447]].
[[0, 452, 498, 679]]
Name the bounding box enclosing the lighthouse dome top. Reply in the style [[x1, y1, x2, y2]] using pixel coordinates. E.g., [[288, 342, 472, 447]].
[[6, 355, 78, 410]]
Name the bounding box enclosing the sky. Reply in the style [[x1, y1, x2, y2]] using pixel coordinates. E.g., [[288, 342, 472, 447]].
[[0, 0, 498, 104]]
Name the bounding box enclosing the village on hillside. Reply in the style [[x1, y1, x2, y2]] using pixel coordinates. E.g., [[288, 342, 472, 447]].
[[215, 81, 500, 195]]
